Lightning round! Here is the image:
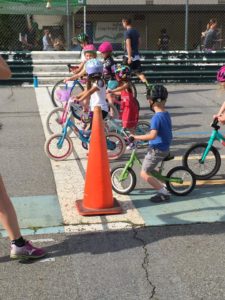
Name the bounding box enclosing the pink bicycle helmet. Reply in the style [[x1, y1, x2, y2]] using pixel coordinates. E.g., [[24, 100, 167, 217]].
[[83, 44, 96, 54], [217, 66, 225, 82], [98, 41, 113, 53]]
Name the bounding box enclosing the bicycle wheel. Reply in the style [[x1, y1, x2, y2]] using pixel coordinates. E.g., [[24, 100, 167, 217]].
[[182, 143, 221, 180], [44, 133, 73, 161], [134, 121, 150, 147], [111, 166, 136, 194], [166, 166, 196, 196], [51, 80, 84, 107], [135, 120, 150, 134], [106, 132, 126, 160], [46, 107, 72, 135]]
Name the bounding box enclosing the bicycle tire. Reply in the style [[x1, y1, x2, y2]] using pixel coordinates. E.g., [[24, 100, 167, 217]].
[[182, 143, 221, 180], [44, 133, 73, 161], [51, 79, 84, 107], [46, 107, 72, 135], [106, 132, 126, 160], [111, 166, 136, 194], [166, 166, 196, 196], [135, 120, 150, 134]]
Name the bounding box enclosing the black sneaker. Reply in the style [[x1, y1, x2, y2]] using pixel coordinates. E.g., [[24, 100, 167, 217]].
[[150, 193, 170, 203]]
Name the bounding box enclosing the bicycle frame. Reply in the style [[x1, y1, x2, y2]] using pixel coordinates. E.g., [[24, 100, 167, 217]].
[[57, 111, 90, 149], [118, 149, 183, 184], [200, 120, 225, 163]]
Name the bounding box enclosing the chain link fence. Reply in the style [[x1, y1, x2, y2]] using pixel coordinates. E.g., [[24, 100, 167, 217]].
[[0, 1, 225, 51]]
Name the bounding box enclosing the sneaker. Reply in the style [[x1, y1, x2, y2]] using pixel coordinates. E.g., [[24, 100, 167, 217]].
[[10, 241, 47, 260], [150, 193, 170, 203], [126, 142, 136, 150]]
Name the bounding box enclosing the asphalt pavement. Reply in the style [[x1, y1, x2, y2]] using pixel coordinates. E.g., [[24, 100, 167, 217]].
[[1, 83, 225, 300]]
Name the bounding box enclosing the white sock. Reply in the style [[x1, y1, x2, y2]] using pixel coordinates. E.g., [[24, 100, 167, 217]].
[[159, 187, 170, 195]]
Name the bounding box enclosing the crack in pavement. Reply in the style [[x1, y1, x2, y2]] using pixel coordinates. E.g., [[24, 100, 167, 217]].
[[132, 226, 156, 300]]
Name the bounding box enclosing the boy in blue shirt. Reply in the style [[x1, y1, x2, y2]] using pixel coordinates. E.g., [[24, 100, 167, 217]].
[[130, 85, 173, 203]]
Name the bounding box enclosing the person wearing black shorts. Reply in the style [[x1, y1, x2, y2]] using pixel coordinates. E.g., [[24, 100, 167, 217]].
[[122, 17, 150, 88]]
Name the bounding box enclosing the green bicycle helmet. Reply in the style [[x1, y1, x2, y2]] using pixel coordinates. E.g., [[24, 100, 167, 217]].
[[76, 32, 89, 44]]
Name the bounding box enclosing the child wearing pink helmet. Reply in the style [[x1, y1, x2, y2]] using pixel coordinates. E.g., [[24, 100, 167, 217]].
[[64, 44, 97, 83], [98, 41, 118, 114]]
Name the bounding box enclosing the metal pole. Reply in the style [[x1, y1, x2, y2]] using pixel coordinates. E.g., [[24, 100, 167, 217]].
[[184, 0, 189, 51], [83, 5, 86, 34], [66, 0, 71, 50]]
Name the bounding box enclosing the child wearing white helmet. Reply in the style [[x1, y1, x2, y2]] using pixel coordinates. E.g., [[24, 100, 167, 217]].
[[72, 58, 108, 127]]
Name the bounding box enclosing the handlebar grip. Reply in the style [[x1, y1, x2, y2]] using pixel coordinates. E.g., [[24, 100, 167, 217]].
[[128, 136, 135, 143]]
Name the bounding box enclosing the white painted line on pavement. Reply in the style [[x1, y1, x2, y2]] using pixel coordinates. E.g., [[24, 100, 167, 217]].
[[40, 257, 56, 263], [31, 238, 55, 243], [34, 87, 145, 233]]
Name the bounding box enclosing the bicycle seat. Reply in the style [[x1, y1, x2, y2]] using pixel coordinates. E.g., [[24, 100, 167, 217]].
[[163, 153, 174, 161]]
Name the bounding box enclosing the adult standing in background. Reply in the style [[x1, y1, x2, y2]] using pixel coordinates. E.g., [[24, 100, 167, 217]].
[[42, 28, 54, 51], [203, 19, 219, 51], [157, 28, 170, 50], [122, 17, 150, 89]]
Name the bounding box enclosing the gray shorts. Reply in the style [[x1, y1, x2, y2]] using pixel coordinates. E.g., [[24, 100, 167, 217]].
[[142, 147, 170, 173]]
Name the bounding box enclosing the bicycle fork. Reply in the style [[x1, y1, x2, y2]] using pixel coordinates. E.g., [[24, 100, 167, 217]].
[[118, 150, 141, 181], [200, 130, 217, 163]]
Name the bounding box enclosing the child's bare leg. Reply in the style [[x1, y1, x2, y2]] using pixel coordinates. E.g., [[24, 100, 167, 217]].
[[140, 170, 164, 191]]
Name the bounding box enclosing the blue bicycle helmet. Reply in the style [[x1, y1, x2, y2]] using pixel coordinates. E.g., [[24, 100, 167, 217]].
[[85, 59, 103, 78]]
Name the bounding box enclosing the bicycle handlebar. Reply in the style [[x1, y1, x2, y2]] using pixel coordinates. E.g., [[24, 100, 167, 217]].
[[211, 118, 220, 130]]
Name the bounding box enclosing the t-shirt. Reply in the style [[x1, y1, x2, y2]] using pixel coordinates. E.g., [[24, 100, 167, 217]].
[[204, 29, 218, 49], [90, 82, 108, 112], [124, 28, 140, 58], [103, 56, 116, 80], [149, 111, 172, 151], [42, 35, 54, 51]]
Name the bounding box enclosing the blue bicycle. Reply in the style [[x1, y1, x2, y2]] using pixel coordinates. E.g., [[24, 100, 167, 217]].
[[44, 107, 126, 161]]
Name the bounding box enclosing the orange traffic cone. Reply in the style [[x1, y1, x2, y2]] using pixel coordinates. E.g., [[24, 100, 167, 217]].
[[76, 106, 122, 216]]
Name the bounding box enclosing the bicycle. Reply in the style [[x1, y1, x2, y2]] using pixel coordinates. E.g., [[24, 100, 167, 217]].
[[111, 140, 196, 195], [45, 106, 126, 161], [183, 118, 225, 180], [106, 117, 150, 147], [51, 64, 85, 107], [46, 93, 119, 135]]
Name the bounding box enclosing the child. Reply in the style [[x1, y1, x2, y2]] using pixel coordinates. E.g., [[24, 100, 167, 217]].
[[64, 44, 97, 83], [107, 65, 139, 134], [216, 65, 225, 89], [63, 44, 97, 112], [98, 41, 118, 92], [68, 33, 89, 76], [130, 84, 173, 203], [72, 58, 108, 128]]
